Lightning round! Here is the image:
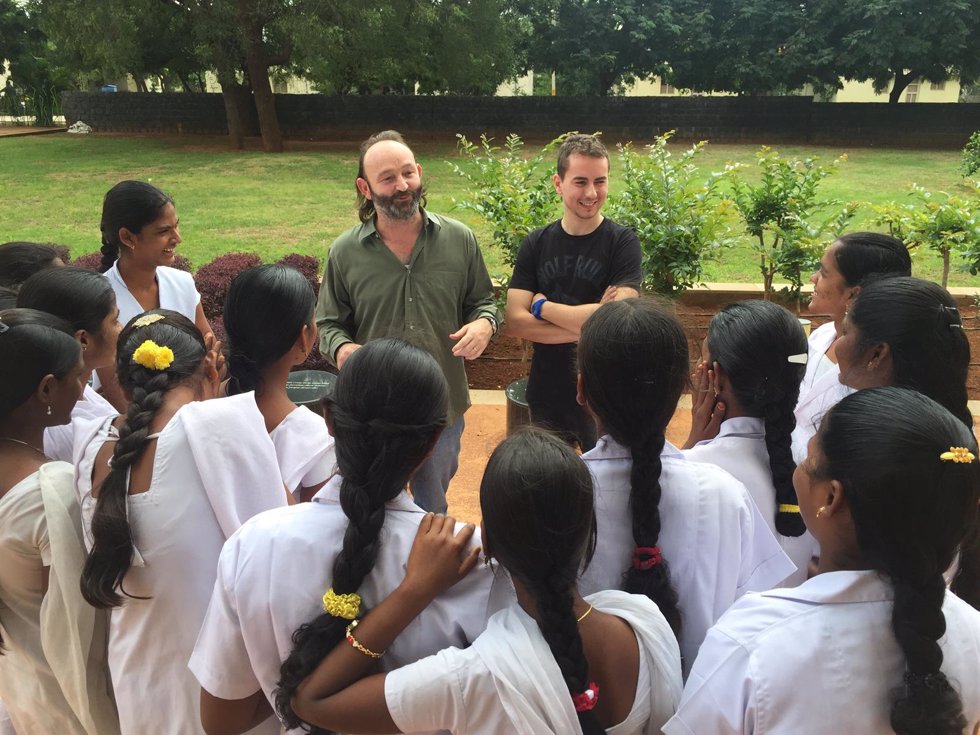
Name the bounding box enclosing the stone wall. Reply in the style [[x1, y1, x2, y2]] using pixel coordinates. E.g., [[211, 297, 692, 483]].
[[62, 91, 980, 147]]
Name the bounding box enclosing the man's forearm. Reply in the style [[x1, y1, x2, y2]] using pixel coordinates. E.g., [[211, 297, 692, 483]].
[[501, 311, 578, 344]]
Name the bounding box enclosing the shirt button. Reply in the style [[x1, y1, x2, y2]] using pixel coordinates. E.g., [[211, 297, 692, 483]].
[[409, 297, 413, 302]]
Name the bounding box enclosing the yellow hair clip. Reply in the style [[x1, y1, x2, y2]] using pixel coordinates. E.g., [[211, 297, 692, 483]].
[[940, 447, 976, 464], [132, 340, 175, 371], [132, 313, 165, 328], [322, 588, 361, 620], [778, 504, 801, 514]]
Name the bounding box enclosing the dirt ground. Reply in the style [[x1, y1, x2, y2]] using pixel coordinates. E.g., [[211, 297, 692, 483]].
[[445, 400, 694, 524]]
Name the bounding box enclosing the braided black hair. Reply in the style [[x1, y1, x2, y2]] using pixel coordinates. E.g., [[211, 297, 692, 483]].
[[848, 277, 972, 430], [99, 181, 173, 272], [275, 339, 448, 733], [224, 264, 315, 395], [707, 300, 808, 536], [814, 387, 978, 734], [481, 428, 602, 734], [80, 309, 206, 608], [578, 298, 687, 637]]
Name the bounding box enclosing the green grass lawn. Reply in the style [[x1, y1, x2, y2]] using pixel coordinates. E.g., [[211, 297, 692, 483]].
[[1, 134, 975, 286]]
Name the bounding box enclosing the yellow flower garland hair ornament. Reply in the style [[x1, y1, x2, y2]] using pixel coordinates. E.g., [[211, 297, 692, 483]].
[[322, 588, 361, 619], [132, 313, 165, 329], [939, 447, 976, 464], [132, 340, 175, 371]]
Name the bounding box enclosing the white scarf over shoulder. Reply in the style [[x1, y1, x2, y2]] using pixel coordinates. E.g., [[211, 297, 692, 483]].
[[472, 589, 682, 734]]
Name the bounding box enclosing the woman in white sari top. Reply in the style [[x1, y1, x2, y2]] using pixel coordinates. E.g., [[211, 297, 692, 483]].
[[682, 300, 816, 587], [791, 232, 911, 462], [285, 429, 683, 735], [192, 339, 494, 734], [17, 267, 122, 460], [222, 264, 336, 502], [665, 388, 980, 735], [76, 310, 289, 735], [0, 310, 119, 735], [576, 300, 794, 677], [835, 276, 978, 610]]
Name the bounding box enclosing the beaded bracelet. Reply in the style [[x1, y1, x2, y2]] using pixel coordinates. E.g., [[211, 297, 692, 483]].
[[345, 619, 385, 659]]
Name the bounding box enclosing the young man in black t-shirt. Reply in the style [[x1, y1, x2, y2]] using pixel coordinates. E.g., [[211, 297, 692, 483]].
[[505, 134, 642, 450]]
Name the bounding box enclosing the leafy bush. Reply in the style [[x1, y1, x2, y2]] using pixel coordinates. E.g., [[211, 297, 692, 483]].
[[606, 132, 734, 295], [449, 132, 562, 299], [728, 147, 856, 301], [875, 180, 980, 286], [71, 251, 103, 271], [962, 131, 980, 178], [193, 252, 262, 321]]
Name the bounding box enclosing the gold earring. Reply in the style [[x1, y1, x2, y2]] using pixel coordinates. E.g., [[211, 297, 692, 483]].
[[816, 506, 827, 519]]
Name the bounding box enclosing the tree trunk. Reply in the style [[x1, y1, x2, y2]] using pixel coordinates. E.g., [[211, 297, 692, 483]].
[[134, 76, 148, 93], [942, 247, 950, 288], [236, 0, 282, 153], [216, 66, 245, 150], [888, 69, 917, 104]]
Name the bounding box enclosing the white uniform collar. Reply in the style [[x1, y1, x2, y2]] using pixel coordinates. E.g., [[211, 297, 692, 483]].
[[312, 474, 423, 514], [584, 434, 683, 461], [760, 569, 894, 605], [712, 416, 765, 440]]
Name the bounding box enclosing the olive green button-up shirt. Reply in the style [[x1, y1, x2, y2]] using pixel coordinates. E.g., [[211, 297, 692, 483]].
[[315, 210, 499, 423]]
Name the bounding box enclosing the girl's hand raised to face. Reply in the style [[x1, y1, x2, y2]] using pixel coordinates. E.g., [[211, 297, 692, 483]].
[[683, 360, 725, 449], [403, 513, 481, 602]]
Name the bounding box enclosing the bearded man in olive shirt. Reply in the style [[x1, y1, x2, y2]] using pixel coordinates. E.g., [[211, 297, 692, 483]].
[[315, 130, 499, 514]]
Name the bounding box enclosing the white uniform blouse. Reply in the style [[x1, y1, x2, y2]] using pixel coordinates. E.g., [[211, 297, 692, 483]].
[[579, 436, 796, 677], [384, 589, 683, 735], [43, 383, 117, 462], [189, 475, 498, 734], [269, 405, 336, 498], [663, 570, 980, 734], [791, 321, 853, 462], [105, 262, 200, 326], [683, 417, 817, 587]]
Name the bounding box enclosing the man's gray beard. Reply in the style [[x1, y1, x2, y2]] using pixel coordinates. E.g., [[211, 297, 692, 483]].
[[377, 198, 420, 220]]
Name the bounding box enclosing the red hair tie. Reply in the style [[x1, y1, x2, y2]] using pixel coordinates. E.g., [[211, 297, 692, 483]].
[[632, 546, 663, 570], [572, 682, 599, 712]]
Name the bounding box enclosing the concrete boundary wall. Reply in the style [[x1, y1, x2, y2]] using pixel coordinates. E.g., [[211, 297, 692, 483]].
[[62, 92, 980, 147]]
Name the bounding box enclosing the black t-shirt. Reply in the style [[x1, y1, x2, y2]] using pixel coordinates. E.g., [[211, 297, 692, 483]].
[[510, 218, 642, 395]]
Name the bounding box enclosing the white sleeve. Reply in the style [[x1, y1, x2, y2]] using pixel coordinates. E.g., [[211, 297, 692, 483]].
[[735, 485, 797, 595], [662, 627, 756, 735], [188, 533, 262, 700], [384, 647, 471, 733]]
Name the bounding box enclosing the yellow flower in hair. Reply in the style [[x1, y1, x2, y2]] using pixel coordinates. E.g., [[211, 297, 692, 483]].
[[132, 340, 175, 371], [940, 447, 976, 464], [322, 588, 361, 619]]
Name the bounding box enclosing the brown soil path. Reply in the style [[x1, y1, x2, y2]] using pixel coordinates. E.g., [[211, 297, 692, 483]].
[[445, 397, 694, 524]]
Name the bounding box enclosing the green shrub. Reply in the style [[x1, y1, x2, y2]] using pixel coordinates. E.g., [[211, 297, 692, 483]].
[[605, 133, 734, 295], [875, 180, 980, 286], [962, 131, 980, 178], [448, 133, 562, 300], [728, 147, 856, 302]]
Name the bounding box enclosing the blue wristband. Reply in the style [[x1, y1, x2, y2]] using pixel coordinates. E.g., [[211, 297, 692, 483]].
[[531, 298, 547, 320]]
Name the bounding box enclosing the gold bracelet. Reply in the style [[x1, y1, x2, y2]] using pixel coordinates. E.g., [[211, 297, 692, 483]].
[[345, 619, 384, 659]]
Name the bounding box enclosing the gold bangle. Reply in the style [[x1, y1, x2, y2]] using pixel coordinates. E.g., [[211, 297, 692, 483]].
[[345, 619, 384, 659]]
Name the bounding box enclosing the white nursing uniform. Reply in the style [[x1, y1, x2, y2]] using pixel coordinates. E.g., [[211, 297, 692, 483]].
[[105, 262, 200, 326], [75, 393, 288, 735], [43, 383, 117, 462], [189, 475, 497, 734], [580, 437, 796, 677], [384, 589, 683, 735], [269, 405, 336, 498], [0, 463, 119, 735], [664, 570, 980, 734], [683, 417, 816, 587], [791, 321, 853, 462]]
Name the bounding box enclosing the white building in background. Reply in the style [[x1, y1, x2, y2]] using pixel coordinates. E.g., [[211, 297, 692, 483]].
[[497, 72, 962, 103]]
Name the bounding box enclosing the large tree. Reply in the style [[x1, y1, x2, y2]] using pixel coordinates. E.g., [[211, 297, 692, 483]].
[[512, 0, 667, 96], [807, 0, 980, 103], [661, 0, 838, 95]]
